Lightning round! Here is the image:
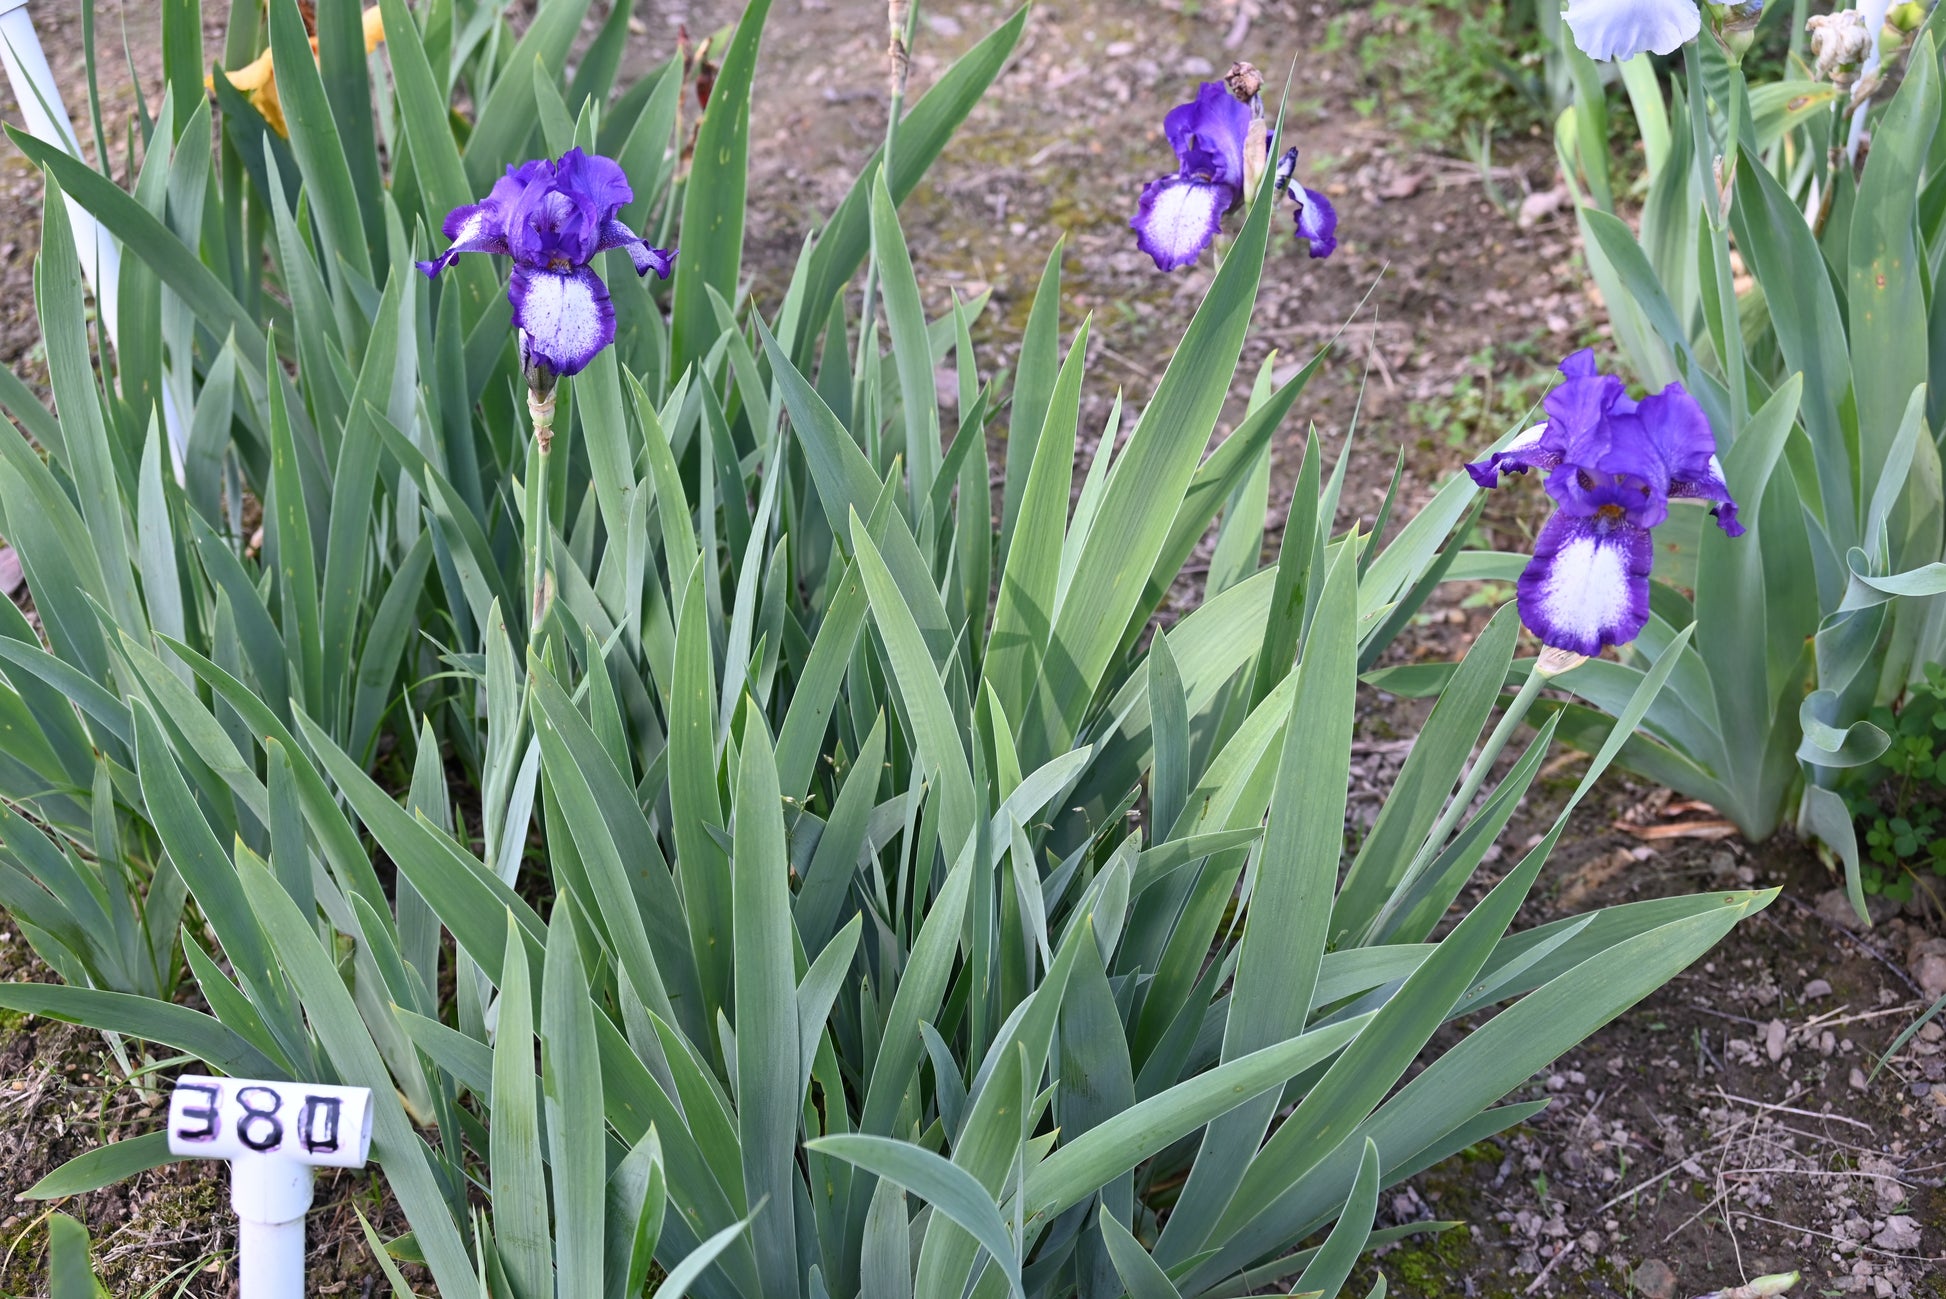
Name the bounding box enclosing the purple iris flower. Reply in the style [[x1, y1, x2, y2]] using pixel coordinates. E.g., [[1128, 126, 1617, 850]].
[[1274, 148, 1338, 259], [416, 148, 676, 378], [1131, 82, 1338, 271], [1131, 82, 1252, 272], [1467, 350, 1742, 656]]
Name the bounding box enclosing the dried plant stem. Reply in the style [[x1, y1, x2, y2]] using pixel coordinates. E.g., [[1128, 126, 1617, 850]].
[[887, 0, 912, 114], [854, 0, 920, 408], [527, 384, 558, 629]]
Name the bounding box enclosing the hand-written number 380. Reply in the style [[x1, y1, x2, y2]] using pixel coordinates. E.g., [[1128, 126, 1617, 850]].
[[173, 1084, 343, 1154]]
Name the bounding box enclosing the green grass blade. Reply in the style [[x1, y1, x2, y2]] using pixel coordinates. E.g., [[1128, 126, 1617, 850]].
[[1249, 424, 1322, 707], [1098, 1206, 1182, 1299], [8, 129, 269, 380], [350, 531, 435, 761], [544, 902, 606, 1299], [291, 708, 545, 982], [732, 715, 802, 1299], [870, 170, 940, 520], [266, 355, 323, 715], [794, 7, 1028, 346], [267, 0, 371, 283], [320, 301, 403, 729], [1333, 604, 1519, 939], [0, 983, 276, 1078], [670, 0, 772, 375], [528, 664, 703, 1038], [24, 1131, 173, 1200], [238, 858, 477, 1294], [861, 1178, 912, 1299], [606, 1127, 669, 1299], [131, 702, 290, 1027], [798, 913, 863, 1105], [162, 640, 385, 914], [1848, 32, 1937, 486], [1157, 544, 1357, 1262], [984, 317, 1089, 734], [314, 0, 384, 251], [1207, 843, 1554, 1252], [796, 714, 886, 953], [47, 1214, 99, 1299], [650, 1215, 754, 1299], [134, 419, 184, 676], [859, 837, 975, 1137], [1039, 161, 1276, 750], [849, 516, 977, 861], [1147, 629, 1188, 847], [462, 0, 593, 188], [669, 559, 733, 1026], [811, 1134, 1023, 1299], [36, 175, 142, 638], [1020, 1015, 1369, 1227], [1000, 239, 1063, 557], [1292, 1139, 1379, 1299], [1207, 892, 1776, 1285], [775, 558, 868, 803]]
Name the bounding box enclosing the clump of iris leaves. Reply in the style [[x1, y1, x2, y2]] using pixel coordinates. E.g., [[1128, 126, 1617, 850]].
[[0, 1, 1778, 1297]]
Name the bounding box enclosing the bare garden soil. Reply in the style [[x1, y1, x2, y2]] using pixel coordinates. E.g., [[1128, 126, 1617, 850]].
[[0, 0, 1939, 1294]]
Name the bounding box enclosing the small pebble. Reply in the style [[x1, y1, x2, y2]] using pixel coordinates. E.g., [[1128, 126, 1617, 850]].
[[1632, 1258, 1677, 1299]]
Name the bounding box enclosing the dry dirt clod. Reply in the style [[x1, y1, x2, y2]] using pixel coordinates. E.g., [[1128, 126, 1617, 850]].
[[1764, 1018, 1789, 1062], [1803, 978, 1833, 999], [1817, 888, 1901, 931], [1517, 187, 1570, 228], [1906, 937, 1946, 999], [1634, 1257, 1679, 1299], [1872, 1215, 1921, 1250]]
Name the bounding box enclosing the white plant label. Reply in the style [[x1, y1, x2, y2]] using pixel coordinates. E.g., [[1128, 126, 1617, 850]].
[[167, 1075, 374, 1169]]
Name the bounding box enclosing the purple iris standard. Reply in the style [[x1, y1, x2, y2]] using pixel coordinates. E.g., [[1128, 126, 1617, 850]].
[[1131, 80, 1337, 272], [1467, 350, 1742, 657], [416, 148, 676, 378]]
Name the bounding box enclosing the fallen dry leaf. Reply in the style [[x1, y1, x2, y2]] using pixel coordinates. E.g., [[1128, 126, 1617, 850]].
[[1614, 820, 1741, 841]]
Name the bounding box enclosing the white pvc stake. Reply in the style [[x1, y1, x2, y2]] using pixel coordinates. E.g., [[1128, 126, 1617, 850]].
[[167, 1075, 375, 1299], [0, 0, 118, 342], [0, 0, 192, 469]]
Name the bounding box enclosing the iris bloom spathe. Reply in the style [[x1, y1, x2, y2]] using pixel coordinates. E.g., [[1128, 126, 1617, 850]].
[[1468, 351, 1742, 656], [1131, 80, 1337, 271], [417, 149, 676, 378]]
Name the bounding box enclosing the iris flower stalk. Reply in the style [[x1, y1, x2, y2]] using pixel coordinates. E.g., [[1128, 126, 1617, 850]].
[[418, 149, 676, 625]]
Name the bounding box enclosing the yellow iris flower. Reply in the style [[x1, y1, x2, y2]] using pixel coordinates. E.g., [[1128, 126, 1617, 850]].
[[206, 7, 386, 139]]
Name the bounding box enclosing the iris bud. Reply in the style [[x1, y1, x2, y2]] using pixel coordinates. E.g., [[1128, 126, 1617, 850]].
[[1705, 2, 1763, 61]]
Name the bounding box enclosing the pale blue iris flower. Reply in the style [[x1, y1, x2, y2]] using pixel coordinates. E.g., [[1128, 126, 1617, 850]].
[[1562, 0, 1701, 61]]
